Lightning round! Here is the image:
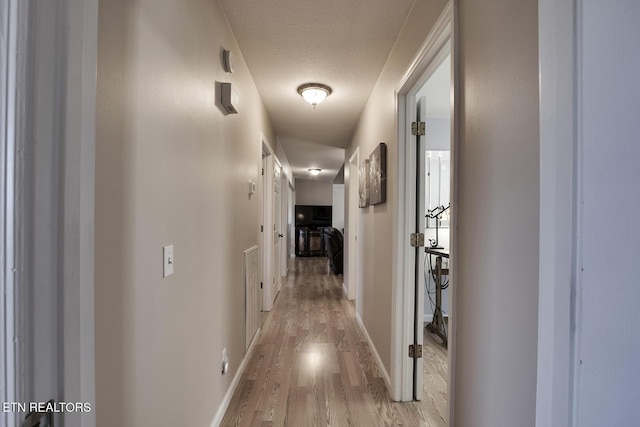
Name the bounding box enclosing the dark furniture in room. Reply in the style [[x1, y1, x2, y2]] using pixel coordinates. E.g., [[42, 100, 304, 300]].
[[296, 227, 326, 256], [322, 227, 344, 275], [295, 205, 332, 257]]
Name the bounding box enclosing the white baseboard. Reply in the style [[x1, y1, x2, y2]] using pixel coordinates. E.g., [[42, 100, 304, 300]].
[[210, 328, 261, 427], [342, 282, 348, 297], [355, 312, 391, 391]]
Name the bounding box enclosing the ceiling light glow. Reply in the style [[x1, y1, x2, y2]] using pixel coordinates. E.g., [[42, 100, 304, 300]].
[[297, 83, 332, 109]]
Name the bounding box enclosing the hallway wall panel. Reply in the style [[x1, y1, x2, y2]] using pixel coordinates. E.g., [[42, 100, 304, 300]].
[[455, 0, 539, 425], [95, 1, 276, 425]]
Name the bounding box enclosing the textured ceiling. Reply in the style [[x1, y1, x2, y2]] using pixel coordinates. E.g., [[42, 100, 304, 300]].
[[219, 0, 416, 181]]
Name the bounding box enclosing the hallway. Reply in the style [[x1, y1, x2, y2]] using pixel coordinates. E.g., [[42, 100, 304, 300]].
[[221, 257, 447, 427]]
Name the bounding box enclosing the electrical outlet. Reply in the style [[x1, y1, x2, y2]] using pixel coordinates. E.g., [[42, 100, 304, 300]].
[[221, 348, 229, 375]]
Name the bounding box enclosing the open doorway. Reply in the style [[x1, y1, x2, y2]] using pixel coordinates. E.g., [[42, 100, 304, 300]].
[[260, 139, 276, 311], [414, 52, 452, 418], [392, 2, 455, 423]]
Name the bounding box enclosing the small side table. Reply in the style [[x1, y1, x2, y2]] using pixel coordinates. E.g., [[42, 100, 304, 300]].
[[425, 247, 449, 346]]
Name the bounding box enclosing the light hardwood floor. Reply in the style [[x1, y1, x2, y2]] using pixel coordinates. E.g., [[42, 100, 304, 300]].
[[221, 257, 447, 427]]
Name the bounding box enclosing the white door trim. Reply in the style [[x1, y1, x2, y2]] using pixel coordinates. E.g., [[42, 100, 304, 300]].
[[280, 171, 289, 277], [273, 158, 282, 294], [391, 0, 455, 412], [536, 0, 577, 425], [62, 1, 99, 424], [346, 148, 360, 303], [1, 2, 25, 426], [260, 135, 275, 311], [2, 2, 98, 426]]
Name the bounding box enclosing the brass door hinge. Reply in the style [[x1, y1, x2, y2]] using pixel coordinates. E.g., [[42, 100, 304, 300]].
[[411, 121, 425, 136], [409, 344, 423, 358], [410, 233, 424, 247]]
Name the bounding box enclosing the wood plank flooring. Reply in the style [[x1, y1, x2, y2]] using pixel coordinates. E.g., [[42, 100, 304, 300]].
[[221, 257, 447, 427]]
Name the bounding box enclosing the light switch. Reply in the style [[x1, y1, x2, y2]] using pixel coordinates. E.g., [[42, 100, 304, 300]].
[[163, 245, 174, 277]]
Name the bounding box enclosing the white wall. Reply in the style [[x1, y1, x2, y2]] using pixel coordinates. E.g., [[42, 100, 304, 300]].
[[294, 178, 333, 205], [454, 0, 539, 425], [575, 1, 640, 425], [95, 1, 276, 425], [332, 184, 345, 232]]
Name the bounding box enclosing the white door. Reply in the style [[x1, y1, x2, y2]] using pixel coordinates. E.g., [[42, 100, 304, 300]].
[[272, 163, 282, 296], [412, 96, 428, 399], [280, 173, 289, 277], [413, 50, 453, 400], [261, 150, 274, 311]]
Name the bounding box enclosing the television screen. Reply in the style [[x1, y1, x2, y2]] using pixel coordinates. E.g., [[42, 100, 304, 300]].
[[295, 205, 332, 227]]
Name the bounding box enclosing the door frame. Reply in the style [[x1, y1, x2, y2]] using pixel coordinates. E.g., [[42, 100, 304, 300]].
[[346, 148, 360, 303], [1, 1, 98, 426], [273, 158, 282, 294], [260, 135, 277, 311], [391, 0, 456, 415], [1, 2, 22, 425], [280, 171, 289, 277], [536, 0, 577, 425]]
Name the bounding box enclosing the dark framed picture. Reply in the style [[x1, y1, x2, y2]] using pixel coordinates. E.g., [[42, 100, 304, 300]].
[[359, 159, 370, 208], [369, 142, 387, 205]]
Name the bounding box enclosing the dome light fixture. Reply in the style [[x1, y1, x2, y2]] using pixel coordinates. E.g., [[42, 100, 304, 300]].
[[297, 83, 332, 109], [308, 168, 321, 176]]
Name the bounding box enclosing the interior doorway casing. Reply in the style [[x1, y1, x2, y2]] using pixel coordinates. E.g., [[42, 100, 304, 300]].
[[391, 1, 456, 420], [280, 171, 289, 277], [346, 148, 360, 304], [273, 158, 282, 294], [260, 136, 276, 311], [2, 1, 99, 426]]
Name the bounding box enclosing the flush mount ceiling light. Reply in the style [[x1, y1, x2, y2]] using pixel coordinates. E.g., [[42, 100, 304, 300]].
[[297, 83, 332, 109], [308, 168, 321, 176]]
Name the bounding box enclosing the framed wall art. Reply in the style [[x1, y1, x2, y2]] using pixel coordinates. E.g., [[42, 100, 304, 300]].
[[369, 142, 387, 205], [359, 158, 370, 208]]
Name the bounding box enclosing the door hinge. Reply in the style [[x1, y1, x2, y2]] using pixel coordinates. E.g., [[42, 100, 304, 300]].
[[410, 233, 425, 247], [261, 168, 264, 176], [261, 225, 264, 232], [409, 344, 423, 358], [260, 282, 263, 289], [411, 121, 425, 136]]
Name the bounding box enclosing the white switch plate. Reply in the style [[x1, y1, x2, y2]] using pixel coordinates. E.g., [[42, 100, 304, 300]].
[[163, 245, 174, 277]]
